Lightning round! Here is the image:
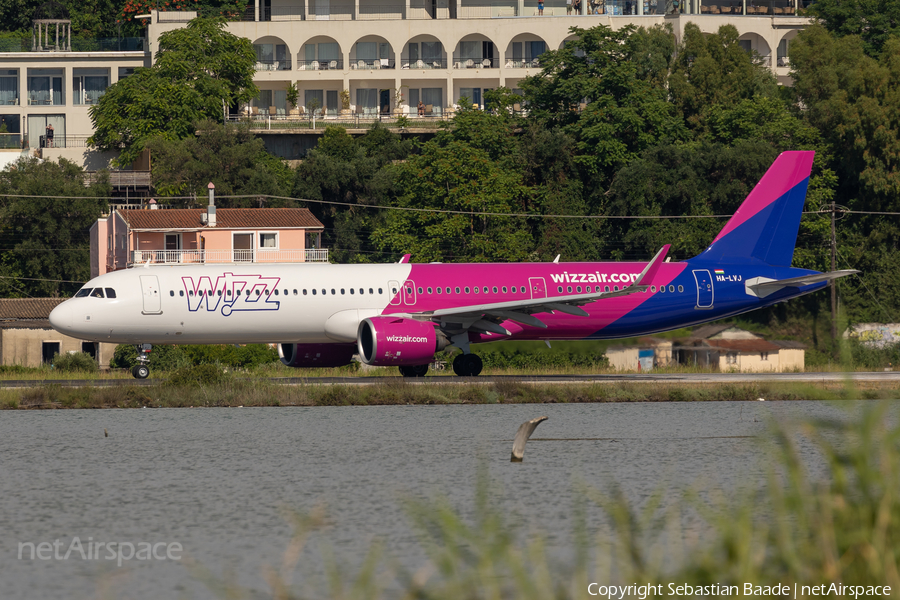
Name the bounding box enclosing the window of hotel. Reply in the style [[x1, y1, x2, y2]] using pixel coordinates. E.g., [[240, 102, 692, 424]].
[[259, 232, 278, 249], [73, 69, 109, 105], [118, 67, 135, 79], [421, 88, 442, 114], [0, 70, 18, 105], [305, 42, 340, 62], [326, 90, 338, 114], [305, 89, 324, 113], [27, 69, 64, 105], [356, 88, 378, 115], [254, 43, 288, 68], [777, 39, 790, 66]]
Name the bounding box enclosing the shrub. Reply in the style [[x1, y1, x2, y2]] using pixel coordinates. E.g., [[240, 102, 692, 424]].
[[166, 364, 231, 387], [111, 344, 191, 371], [52, 352, 98, 373]]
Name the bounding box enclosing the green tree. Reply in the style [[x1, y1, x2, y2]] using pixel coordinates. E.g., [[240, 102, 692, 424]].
[[293, 124, 414, 263], [89, 18, 257, 166], [668, 23, 781, 133], [520, 24, 687, 202], [371, 140, 533, 263], [0, 158, 109, 297], [146, 120, 292, 205], [806, 0, 900, 57]]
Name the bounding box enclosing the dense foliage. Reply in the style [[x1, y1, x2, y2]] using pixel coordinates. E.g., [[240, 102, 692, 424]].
[[88, 18, 257, 166]]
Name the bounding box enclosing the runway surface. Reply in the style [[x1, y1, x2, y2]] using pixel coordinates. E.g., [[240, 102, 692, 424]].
[[1, 371, 898, 388]]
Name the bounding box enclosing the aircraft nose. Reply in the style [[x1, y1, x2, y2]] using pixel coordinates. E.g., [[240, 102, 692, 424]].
[[49, 301, 73, 334]]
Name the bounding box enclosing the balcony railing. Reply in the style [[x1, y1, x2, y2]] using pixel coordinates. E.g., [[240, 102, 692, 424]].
[[131, 249, 329, 265], [255, 59, 293, 71], [0, 133, 22, 149], [453, 57, 497, 68], [297, 59, 344, 70], [400, 58, 448, 69], [349, 59, 396, 70]]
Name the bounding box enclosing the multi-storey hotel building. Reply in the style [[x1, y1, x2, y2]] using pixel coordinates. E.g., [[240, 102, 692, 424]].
[[0, 4, 808, 168]]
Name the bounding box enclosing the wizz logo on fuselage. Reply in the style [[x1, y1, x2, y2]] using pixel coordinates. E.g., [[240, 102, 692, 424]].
[[182, 273, 282, 316]]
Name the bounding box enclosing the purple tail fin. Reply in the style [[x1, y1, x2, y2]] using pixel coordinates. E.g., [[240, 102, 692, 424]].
[[695, 151, 815, 267]]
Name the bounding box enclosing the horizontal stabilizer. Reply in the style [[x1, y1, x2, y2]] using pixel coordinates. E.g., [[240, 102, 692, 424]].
[[745, 270, 858, 298]]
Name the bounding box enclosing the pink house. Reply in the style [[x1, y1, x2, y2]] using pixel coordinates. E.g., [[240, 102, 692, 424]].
[[90, 205, 326, 278]]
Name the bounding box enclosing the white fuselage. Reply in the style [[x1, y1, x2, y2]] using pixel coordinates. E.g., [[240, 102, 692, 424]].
[[49, 264, 415, 345]]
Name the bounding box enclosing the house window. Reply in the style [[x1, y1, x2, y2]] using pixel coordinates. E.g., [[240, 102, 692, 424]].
[[259, 232, 278, 249], [0, 69, 19, 106], [726, 352, 737, 365], [760, 352, 769, 361], [73, 69, 109, 105], [233, 232, 253, 262], [27, 68, 64, 105]]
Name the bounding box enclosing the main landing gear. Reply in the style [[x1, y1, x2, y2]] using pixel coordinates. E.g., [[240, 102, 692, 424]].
[[398, 364, 429, 378], [452, 353, 483, 377], [131, 344, 151, 379]]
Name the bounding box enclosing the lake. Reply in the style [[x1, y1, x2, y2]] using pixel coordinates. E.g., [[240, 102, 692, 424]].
[[0, 400, 859, 598]]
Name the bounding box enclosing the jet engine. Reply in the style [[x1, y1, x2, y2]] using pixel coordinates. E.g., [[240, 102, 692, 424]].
[[278, 343, 356, 368], [357, 317, 449, 366]]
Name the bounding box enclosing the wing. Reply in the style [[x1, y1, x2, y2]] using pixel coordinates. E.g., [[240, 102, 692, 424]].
[[395, 245, 670, 336], [745, 270, 858, 298]]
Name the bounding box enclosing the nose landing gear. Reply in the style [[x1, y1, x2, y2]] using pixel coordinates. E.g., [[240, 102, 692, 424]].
[[452, 353, 483, 377], [131, 344, 152, 379]]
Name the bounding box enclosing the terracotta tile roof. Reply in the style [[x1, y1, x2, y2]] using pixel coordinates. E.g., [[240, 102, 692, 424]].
[[118, 208, 324, 230], [701, 339, 781, 353], [0, 298, 66, 320]]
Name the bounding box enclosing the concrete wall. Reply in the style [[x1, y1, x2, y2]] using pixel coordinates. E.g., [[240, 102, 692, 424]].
[[0, 328, 115, 368], [718, 349, 804, 372], [607, 347, 639, 371]]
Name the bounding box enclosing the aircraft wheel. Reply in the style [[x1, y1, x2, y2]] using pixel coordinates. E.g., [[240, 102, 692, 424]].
[[452, 354, 483, 377], [399, 364, 429, 377], [132, 365, 150, 380], [466, 354, 483, 377]]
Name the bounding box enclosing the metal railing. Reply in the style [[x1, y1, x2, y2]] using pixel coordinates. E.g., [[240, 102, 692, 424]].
[[228, 113, 451, 129], [255, 59, 293, 71], [349, 58, 396, 70], [503, 58, 542, 68], [359, 4, 406, 18], [131, 249, 329, 265], [40, 135, 93, 149], [297, 59, 344, 70], [452, 56, 497, 68], [400, 58, 448, 69]]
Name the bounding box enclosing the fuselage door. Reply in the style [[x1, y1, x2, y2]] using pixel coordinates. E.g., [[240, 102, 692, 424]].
[[140, 275, 163, 314], [403, 280, 417, 305], [529, 277, 547, 299], [388, 280, 402, 306], [693, 269, 714, 309]]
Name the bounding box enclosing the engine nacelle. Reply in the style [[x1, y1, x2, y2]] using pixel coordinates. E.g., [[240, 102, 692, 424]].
[[278, 343, 355, 368], [357, 317, 448, 366]]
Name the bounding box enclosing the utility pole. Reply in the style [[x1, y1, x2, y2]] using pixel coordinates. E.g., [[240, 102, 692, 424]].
[[831, 202, 837, 342]]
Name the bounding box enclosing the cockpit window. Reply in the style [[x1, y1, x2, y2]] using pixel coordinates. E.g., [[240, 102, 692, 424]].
[[105, 288, 116, 298], [90, 288, 105, 298], [75, 288, 91, 298]]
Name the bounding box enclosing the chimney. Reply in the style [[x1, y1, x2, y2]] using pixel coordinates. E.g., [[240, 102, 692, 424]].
[[149, 198, 157, 210], [207, 182, 216, 227]]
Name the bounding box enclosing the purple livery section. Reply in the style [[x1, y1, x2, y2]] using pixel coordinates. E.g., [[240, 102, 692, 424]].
[[50, 150, 858, 378]]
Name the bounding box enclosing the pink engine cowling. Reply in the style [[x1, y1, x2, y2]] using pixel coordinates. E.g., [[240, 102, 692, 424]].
[[357, 317, 448, 366], [278, 343, 356, 368]]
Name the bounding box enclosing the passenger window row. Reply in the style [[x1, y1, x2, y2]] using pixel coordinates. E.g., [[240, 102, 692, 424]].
[[555, 284, 685, 294], [75, 287, 117, 298], [169, 288, 386, 297]]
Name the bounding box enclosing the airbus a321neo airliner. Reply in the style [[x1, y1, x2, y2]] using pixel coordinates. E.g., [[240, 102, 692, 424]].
[[50, 151, 856, 379]]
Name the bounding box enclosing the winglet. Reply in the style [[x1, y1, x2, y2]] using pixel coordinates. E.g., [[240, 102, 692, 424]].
[[398, 254, 411, 264], [633, 245, 670, 287]]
